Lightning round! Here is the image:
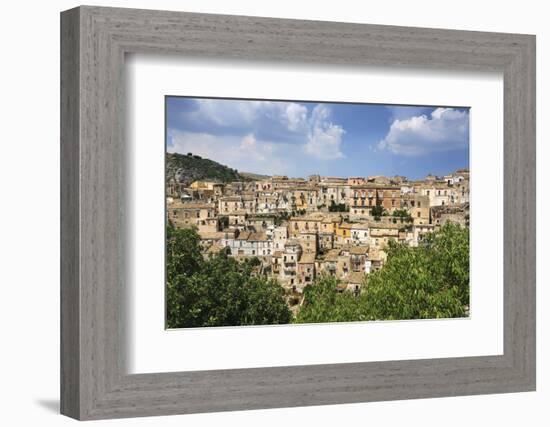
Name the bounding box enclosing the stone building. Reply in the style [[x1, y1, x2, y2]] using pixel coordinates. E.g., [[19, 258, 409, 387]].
[[167, 201, 218, 232], [297, 253, 316, 288], [173, 164, 470, 296], [401, 193, 430, 225]]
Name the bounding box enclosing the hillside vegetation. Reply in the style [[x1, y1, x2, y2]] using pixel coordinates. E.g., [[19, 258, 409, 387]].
[[166, 152, 251, 185]]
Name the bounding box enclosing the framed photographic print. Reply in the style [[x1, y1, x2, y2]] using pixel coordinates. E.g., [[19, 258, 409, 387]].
[[61, 5, 536, 420], [163, 96, 471, 329]]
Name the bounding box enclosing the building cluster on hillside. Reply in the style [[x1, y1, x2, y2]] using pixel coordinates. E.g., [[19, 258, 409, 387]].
[[167, 169, 470, 294]]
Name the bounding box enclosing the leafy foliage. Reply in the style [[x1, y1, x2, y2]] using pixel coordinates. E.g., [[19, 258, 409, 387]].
[[274, 211, 291, 226], [166, 226, 292, 328], [328, 201, 349, 212], [294, 276, 366, 323], [166, 152, 249, 186], [295, 222, 469, 323], [371, 205, 385, 220], [167, 223, 469, 327], [392, 209, 413, 223]]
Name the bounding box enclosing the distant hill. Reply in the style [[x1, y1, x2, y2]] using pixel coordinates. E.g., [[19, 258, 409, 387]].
[[239, 171, 271, 181], [166, 152, 258, 186]]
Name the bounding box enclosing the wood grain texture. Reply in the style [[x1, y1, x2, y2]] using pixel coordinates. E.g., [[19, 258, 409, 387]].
[[60, 5, 536, 420], [60, 7, 80, 419]]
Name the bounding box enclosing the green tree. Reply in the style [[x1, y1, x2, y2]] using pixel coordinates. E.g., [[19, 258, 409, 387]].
[[371, 205, 385, 219], [166, 226, 291, 328], [295, 223, 469, 323], [366, 222, 469, 319], [294, 276, 365, 323], [328, 201, 349, 212], [392, 209, 413, 223]]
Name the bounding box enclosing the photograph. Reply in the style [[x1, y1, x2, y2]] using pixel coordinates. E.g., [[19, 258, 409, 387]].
[[50, 3, 537, 421], [165, 96, 471, 328]]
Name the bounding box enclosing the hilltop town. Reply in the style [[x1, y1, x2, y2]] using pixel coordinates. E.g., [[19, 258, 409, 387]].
[[166, 153, 469, 295]]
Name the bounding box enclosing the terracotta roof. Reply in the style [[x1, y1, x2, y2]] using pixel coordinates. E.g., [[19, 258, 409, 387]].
[[345, 272, 366, 284], [171, 202, 214, 210], [247, 232, 268, 241], [298, 253, 316, 264], [206, 243, 225, 254], [290, 214, 324, 222], [324, 249, 341, 262], [368, 221, 402, 229], [198, 231, 224, 240], [236, 231, 251, 240], [350, 246, 369, 255], [338, 223, 354, 229]]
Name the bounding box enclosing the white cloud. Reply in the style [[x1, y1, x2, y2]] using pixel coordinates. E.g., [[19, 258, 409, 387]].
[[240, 133, 256, 149], [173, 99, 347, 162], [377, 108, 469, 156], [186, 99, 309, 135], [167, 130, 294, 176], [284, 103, 308, 131], [304, 105, 345, 159]]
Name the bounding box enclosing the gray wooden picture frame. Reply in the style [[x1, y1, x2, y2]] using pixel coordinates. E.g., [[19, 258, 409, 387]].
[[60, 5, 536, 421]]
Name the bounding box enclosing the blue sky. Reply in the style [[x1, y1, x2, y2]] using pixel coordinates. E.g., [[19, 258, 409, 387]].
[[166, 97, 469, 180]]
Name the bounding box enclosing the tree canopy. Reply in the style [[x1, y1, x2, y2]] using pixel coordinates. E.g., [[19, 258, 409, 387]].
[[167, 222, 469, 327], [166, 226, 291, 328], [371, 205, 385, 220], [295, 222, 469, 323]]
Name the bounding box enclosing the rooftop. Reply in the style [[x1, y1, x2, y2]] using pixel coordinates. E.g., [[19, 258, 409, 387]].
[[170, 202, 215, 210], [345, 272, 366, 284], [247, 232, 268, 242], [350, 246, 369, 255], [198, 231, 225, 240], [298, 253, 316, 264]]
